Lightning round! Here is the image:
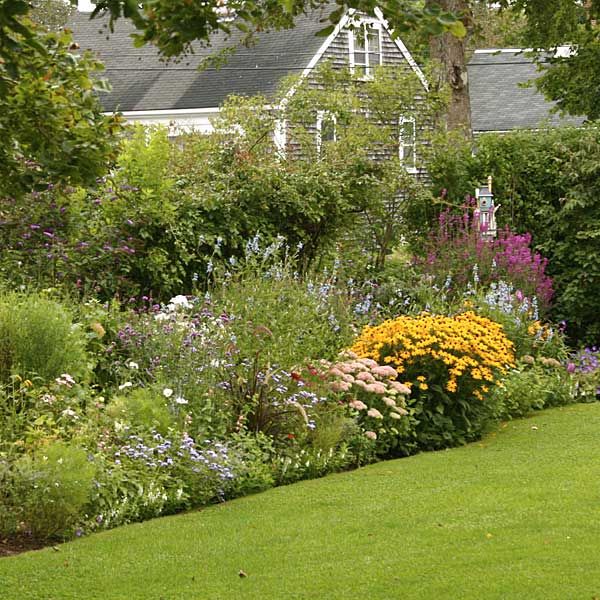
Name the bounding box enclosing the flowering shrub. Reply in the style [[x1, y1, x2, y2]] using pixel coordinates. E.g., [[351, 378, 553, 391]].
[[566, 347, 600, 402], [103, 261, 354, 440], [420, 206, 554, 313], [317, 354, 414, 457], [89, 430, 239, 528], [474, 280, 566, 360], [350, 312, 515, 449]]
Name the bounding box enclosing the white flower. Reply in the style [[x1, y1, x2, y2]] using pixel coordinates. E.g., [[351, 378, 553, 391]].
[[55, 373, 75, 388], [118, 381, 133, 390], [162, 388, 174, 398], [128, 361, 139, 370], [168, 295, 192, 311], [174, 396, 188, 405], [61, 408, 78, 419], [154, 312, 170, 322]]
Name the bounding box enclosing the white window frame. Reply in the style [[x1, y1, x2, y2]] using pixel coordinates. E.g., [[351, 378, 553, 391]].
[[316, 110, 337, 154], [399, 116, 417, 172], [348, 20, 383, 79]]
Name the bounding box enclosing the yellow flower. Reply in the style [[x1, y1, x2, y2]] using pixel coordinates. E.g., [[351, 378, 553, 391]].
[[349, 311, 514, 403], [90, 322, 106, 338]]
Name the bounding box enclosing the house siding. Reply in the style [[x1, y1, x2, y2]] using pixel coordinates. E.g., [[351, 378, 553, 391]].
[[285, 20, 429, 181]]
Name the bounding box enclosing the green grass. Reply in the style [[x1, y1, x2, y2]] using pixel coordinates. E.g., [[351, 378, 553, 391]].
[[3, 403, 600, 599]]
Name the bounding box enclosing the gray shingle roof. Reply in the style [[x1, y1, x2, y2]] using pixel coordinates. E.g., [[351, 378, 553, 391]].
[[67, 9, 332, 112], [468, 50, 585, 133]]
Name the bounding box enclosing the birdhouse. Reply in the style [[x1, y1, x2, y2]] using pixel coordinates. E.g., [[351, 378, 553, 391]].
[[475, 176, 498, 239]]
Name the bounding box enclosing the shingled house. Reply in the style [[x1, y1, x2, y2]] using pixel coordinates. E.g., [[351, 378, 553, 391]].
[[68, 3, 429, 170], [468, 49, 585, 135]]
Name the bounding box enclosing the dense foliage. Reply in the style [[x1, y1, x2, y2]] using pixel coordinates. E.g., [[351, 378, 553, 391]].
[[1, 224, 592, 548], [0, 2, 121, 198], [0, 66, 437, 300], [425, 126, 600, 344]]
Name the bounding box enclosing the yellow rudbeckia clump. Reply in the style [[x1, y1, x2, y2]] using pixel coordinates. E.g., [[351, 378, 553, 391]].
[[350, 311, 515, 449], [351, 311, 515, 405]]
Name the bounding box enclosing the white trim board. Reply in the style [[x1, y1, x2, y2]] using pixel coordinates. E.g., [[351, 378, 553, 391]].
[[108, 109, 219, 135], [119, 107, 220, 117]]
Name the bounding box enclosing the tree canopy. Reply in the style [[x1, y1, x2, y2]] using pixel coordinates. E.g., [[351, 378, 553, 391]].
[[496, 0, 600, 119], [0, 0, 121, 197], [89, 0, 466, 58]]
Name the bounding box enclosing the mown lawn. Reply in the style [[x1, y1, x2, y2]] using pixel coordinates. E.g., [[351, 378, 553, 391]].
[[2, 403, 600, 600]]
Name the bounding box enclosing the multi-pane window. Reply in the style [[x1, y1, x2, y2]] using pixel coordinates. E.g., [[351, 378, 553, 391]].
[[316, 110, 337, 153], [399, 116, 416, 170], [349, 22, 382, 78]]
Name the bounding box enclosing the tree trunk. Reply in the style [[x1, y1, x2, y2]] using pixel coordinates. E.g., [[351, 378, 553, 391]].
[[426, 0, 473, 137]]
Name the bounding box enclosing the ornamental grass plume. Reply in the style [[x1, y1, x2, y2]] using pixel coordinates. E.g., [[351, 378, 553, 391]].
[[350, 311, 516, 449]]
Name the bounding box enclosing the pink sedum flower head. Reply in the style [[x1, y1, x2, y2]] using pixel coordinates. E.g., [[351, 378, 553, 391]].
[[358, 358, 379, 369], [350, 361, 368, 372], [367, 408, 384, 419], [365, 382, 387, 395], [371, 365, 398, 379], [356, 371, 376, 384], [365, 430, 377, 440], [331, 380, 352, 392], [390, 381, 411, 395], [349, 399, 368, 410]]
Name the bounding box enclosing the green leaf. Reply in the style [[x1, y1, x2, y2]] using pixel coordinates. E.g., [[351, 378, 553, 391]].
[[447, 20, 467, 38], [316, 25, 335, 37]]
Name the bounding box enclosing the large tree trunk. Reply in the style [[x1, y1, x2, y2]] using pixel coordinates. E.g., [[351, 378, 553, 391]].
[[426, 0, 473, 136]]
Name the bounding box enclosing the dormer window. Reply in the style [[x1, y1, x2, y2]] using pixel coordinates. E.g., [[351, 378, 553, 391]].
[[399, 116, 416, 170], [349, 21, 382, 78], [316, 110, 337, 153]]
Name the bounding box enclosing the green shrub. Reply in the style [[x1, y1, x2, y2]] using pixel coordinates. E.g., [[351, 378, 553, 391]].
[[494, 360, 575, 420], [106, 388, 175, 435], [211, 240, 354, 368], [2, 442, 95, 541], [0, 293, 89, 384]]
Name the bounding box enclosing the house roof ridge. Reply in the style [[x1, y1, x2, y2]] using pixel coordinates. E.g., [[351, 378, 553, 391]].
[[473, 48, 535, 54]]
